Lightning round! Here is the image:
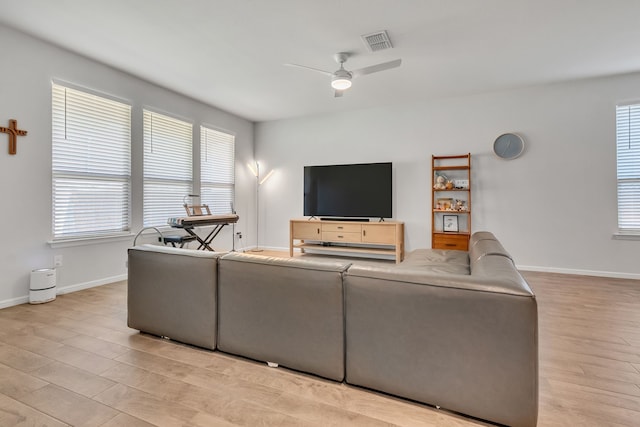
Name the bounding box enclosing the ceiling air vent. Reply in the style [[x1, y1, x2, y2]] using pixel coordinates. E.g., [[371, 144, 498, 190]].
[[361, 30, 393, 52]]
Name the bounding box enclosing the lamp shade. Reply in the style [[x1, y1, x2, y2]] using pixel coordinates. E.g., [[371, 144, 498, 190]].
[[247, 162, 258, 177]]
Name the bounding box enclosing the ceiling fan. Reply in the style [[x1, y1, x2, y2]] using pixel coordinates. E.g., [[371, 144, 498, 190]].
[[285, 52, 402, 97]]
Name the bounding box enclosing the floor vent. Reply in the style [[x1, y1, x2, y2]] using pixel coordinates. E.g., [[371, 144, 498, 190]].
[[361, 30, 393, 52]]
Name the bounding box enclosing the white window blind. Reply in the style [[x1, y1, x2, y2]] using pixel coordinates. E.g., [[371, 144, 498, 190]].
[[143, 110, 193, 227], [52, 83, 131, 239], [201, 126, 235, 214], [616, 103, 640, 232]]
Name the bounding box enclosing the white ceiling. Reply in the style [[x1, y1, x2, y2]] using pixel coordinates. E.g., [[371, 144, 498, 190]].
[[2, 0, 640, 122]]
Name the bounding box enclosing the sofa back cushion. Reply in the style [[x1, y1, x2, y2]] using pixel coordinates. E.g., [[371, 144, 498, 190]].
[[127, 244, 223, 350], [344, 262, 538, 427], [217, 252, 350, 381]]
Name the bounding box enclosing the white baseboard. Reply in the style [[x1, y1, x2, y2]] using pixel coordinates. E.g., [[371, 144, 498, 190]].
[[56, 274, 127, 295], [0, 274, 127, 309], [517, 265, 640, 280], [0, 295, 30, 309]]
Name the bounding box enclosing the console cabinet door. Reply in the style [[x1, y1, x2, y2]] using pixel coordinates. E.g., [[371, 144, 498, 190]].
[[361, 224, 396, 244], [292, 221, 321, 240]]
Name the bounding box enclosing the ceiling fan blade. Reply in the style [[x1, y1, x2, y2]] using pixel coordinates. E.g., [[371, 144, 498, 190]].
[[334, 90, 344, 98], [351, 59, 402, 78], [284, 63, 333, 76]]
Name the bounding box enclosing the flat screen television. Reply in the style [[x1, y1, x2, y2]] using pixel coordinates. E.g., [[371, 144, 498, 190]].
[[304, 162, 392, 219]]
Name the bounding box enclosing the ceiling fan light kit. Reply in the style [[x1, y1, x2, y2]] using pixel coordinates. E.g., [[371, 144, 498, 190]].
[[331, 74, 352, 90], [286, 51, 401, 96]]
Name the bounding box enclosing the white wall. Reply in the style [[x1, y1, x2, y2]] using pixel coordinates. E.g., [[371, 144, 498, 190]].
[[0, 25, 255, 307], [256, 72, 640, 278], [2, 22, 638, 308]]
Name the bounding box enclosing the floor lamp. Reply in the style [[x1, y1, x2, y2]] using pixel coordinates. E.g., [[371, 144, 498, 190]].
[[248, 161, 274, 252]]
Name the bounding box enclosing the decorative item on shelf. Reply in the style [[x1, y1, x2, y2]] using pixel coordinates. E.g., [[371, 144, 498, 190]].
[[454, 179, 469, 189], [436, 198, 453, 211], [454, 199, 466, 211], [433, 174, 447, 190], [443, 215, 459, 232], [445, 180, 454, 190]]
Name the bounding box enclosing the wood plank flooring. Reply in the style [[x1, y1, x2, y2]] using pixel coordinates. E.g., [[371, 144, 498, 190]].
[[1, 263, 640, 425]]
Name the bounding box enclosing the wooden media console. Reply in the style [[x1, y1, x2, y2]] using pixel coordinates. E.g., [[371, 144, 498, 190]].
[[289, 218, 404, 263]]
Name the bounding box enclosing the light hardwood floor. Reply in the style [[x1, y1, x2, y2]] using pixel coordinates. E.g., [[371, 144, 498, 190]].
[[1, 260, 640, 426]]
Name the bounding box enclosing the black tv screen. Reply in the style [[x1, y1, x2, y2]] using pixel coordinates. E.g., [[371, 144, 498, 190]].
[[304, 162, 392, 218]]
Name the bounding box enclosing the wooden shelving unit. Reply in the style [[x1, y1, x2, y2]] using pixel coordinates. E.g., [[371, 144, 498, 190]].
[[432, 153, 471, 250]]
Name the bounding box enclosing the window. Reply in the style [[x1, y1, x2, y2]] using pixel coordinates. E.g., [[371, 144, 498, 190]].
[[201, 126, 235, 214], [52, 83, 131, 239], [143, 110, 193, 227], [616, 103, 640, 233]]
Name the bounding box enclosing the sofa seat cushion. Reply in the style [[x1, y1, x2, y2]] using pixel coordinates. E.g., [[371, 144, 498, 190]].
[[398, 248, 470, 275]]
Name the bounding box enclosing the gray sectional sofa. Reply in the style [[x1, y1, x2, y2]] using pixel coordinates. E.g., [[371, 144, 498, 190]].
[[127, 231, 538, 427]]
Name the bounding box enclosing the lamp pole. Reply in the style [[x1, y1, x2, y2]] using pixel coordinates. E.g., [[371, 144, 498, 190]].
[[248, 161, 274, 252], [254, 162, 262, 252]]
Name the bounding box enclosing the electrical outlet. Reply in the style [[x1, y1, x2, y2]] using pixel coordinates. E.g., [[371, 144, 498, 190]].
[[236, 231, 243, 239], [54, 255, 63, 267]]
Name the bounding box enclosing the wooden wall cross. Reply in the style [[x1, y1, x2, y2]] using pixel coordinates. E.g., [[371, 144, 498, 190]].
[[0, 119, 28, 155]]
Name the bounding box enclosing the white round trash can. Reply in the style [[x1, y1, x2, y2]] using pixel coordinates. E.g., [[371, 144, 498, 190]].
[[30, 268, 57, 304]]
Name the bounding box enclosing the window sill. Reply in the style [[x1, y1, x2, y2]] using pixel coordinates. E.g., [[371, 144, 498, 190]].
[[48, 233, 134, 248], [612, 232, 640, 241]]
